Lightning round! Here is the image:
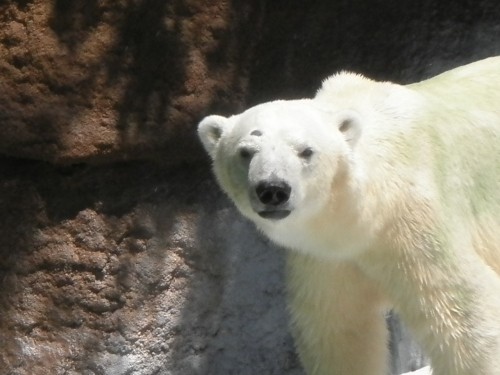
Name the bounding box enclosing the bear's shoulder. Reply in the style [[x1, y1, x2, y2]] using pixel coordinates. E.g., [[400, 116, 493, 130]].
[[319, 71, 373, 92], [315, 71, 424, 122]]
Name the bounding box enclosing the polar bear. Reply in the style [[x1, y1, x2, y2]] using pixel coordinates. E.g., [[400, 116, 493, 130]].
[[197, 57, 500, 375]]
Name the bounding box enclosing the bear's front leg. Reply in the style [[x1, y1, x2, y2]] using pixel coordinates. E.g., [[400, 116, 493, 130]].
[[359, 231, 500, 375], [286, 252, 390, 375]]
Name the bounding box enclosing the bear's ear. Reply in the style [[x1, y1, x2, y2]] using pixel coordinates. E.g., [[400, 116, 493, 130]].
[[337, 110, 362, 148], [198, 115, 231, 159]]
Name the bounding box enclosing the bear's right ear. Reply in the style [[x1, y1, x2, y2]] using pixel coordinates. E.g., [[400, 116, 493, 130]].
[[197, 115, 231, 159]]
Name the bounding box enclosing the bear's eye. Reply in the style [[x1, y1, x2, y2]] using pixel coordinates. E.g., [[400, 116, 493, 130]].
[[298, 147, 314, 159], [239, 147, 253, 160]]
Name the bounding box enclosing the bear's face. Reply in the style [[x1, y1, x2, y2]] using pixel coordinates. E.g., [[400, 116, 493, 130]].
[[198, 100, 361, 227]]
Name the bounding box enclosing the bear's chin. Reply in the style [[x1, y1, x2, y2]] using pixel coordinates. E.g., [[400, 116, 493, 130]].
[[258, 210, 291, 220]]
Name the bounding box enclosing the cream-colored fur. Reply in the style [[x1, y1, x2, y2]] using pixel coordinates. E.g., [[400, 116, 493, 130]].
[[198, 57, 500, 375], [402, 367, 432, 375]]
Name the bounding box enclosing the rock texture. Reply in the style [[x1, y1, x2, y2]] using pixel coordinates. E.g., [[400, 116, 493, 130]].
[[1, 0, 499, 374], [0, 160, 301, 374], [0, 0, 248, 164]]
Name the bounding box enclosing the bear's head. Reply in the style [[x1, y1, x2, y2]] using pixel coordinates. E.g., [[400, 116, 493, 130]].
[[198, 99, 362, 227]]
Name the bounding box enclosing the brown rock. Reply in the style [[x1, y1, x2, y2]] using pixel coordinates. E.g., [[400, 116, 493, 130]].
[[0, 159, 302, 374], [0, 0, 246, 165]]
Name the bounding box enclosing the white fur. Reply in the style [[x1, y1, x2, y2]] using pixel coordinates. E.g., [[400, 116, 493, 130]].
[[198, 57, 500, 375], [402, 367, 432, 375]]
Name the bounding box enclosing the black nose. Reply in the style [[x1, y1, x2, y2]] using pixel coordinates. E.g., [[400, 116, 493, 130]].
[[255, 180, 291, 206]]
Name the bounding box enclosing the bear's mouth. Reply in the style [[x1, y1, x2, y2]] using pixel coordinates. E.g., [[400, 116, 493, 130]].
[[258, 210, 291, 220]]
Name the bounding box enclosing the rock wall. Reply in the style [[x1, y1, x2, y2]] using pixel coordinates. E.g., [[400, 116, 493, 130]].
[[0, 160, 301, 374], [1, 1, 499, 374], [0, 0, 248, 164]]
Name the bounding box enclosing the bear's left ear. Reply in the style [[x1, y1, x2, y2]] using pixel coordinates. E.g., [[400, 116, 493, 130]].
[[198, 115, 232, 159], [337, 109, 362, 148]]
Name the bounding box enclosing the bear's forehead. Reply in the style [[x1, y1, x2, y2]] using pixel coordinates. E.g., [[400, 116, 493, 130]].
[[234, 100, 325, 136]]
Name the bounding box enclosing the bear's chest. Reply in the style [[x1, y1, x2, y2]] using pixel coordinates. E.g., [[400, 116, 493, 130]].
[[259, 219, 371, 260]]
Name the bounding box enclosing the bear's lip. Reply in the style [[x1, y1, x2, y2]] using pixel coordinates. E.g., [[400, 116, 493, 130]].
[[258, 210, 291, 220]]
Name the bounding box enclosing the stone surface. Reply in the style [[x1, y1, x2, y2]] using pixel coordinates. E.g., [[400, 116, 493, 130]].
[[0, 160, 299, 374], [1, 0, 499, 374], [0, 0, 247, 164]]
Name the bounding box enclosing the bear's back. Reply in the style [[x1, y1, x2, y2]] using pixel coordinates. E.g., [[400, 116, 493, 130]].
[[409, 56, 500, 115]]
